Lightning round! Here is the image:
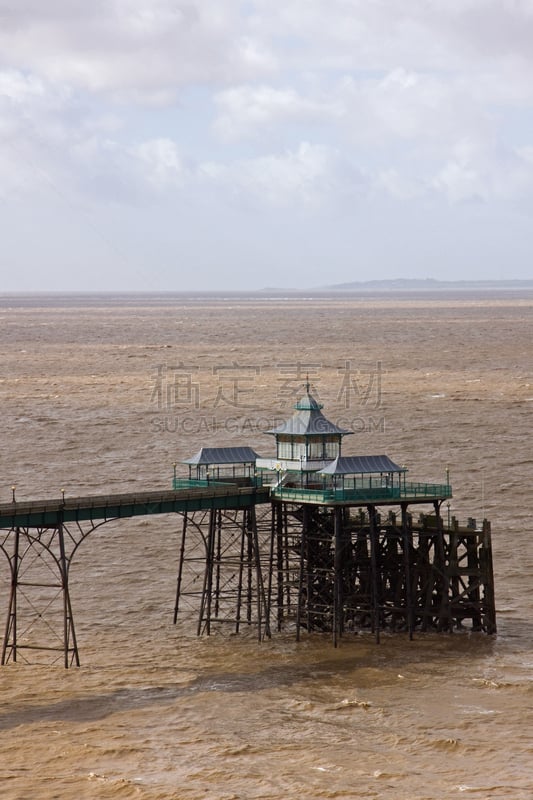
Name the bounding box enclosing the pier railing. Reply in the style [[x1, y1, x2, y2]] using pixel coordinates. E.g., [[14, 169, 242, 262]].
[[173, 478, 231, 489], [270, 481, 452, 504], [170, 477, 452, 504]]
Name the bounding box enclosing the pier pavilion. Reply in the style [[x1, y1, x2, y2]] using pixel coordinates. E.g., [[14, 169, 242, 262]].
[[0, 386, 495, 666], [173, 387, 495, 647]]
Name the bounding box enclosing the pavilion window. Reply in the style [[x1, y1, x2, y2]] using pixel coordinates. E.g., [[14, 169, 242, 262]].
[[324, 438, 340, 459], [291, 442, 305, 460], [307, 441, 324, 460], [277, 440, 292, 459]]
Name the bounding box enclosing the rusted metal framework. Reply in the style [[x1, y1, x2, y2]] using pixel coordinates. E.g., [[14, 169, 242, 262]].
[[0, 520, 104, 667], [173, 505, 273, 639], [173, 499, 496, 643], [0, 487, 269, 666]]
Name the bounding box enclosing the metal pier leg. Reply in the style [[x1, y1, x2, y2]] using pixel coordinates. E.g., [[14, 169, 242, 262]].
[[275, 503, 284, 631], [173, 513, 188, 624], [58, 523, 80, 668], [198, 509, 216, 636], [434, 502, 451, 632], [214, 510, 222, 619], [481, 520, 497, 634], [249, 507, 269, 641], [333, 507, 343, 647], [1, 526, 20, 665], [246, 512, 253, 625], [368, 505, 380, 644], [401, 504, 414, 640], [296, 505, 309, 642], [265, 504, 276, 634], [467, 531, 482, 632], [234, 513, 247, 634]]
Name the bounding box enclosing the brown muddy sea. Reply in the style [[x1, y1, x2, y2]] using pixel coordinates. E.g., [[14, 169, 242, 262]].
[[0, 291, 532, 799]]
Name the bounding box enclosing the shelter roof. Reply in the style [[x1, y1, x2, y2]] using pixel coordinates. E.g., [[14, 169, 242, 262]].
[[318, 455, 406, 475], [266, 389, 352, 437], [183, 447, 260, 465]]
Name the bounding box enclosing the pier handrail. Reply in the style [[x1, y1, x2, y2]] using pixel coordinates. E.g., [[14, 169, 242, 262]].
[[271, 481, 452, 504]]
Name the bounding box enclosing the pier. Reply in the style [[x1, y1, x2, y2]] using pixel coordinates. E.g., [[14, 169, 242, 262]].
[[0, 486, 269, 667], [0, 387, 496, 667]]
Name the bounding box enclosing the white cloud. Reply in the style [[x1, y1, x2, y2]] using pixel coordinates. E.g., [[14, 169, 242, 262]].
[[249, 0, 533, 72], [377, 168, 424, 200], [433, 138, 533, 204], [0, 70, 48, 103], [131, 137, 186, 188], [337, 68, 493, 149], [213, 84, 334, 141], [0, 1, 276, 99], [200, 141, 366, 210]]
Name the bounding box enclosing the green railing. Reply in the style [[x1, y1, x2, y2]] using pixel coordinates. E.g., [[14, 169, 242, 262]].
[[172, 478, 234, 489], [403, 482, 452, 498], [172, 478, 452, 503], [271, 482, 452, 504]]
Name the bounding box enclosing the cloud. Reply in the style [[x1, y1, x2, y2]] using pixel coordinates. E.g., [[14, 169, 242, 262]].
[[131, 137, 187, 188], [0, 1, 276, 100], [432, 138, 533, 205], [336, 68, 490, 148], [213, 84, 335, 141], [249, 0, 533, 72], [201, 141, 365, 209], [124, 138, 366, 211]]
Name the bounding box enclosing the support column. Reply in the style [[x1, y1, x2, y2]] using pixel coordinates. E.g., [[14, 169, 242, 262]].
[[173, 513, 188, 624], [296, 505, 309, 641], [434, 501, 452, 632], [58, 522, 80, 668], [367, 505, 380, 643], [333, 507, 343, 647], [401, 504, 414, 640], [481, 520, 497, 634], [1, 526, 20, 665], [197, 509, 216, 635]]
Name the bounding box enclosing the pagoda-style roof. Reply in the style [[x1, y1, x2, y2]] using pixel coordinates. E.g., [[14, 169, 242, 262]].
[[318, 455, 406, 475], [183, 447, 260, 465], [266, 388, 352, 437]]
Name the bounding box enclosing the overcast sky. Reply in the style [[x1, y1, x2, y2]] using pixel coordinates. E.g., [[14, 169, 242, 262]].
[[1, 1, 533, 291]]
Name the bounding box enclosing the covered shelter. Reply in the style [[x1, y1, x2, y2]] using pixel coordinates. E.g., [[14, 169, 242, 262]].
[[318, 454, 407, 498], [180, 446, 261, 484]]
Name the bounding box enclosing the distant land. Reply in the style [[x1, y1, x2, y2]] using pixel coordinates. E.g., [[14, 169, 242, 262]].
[[318, 278, 533, 291], [1, 279, 533, 305]]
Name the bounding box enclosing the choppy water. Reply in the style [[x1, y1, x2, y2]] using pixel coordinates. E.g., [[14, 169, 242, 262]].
[[1, 292, 532, 799]]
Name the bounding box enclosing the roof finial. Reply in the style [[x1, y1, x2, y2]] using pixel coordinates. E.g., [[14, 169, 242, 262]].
[[305, 374, 310, 393]]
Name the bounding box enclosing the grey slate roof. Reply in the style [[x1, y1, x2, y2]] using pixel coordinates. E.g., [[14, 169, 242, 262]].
[[318, 455, 406, 475], [183, 447, 260, 465], [266, 390, 352, 437]]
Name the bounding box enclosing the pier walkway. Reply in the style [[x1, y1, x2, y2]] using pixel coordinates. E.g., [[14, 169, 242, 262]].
[[0, 485, 270, 667], [0, 485, 270, 529]]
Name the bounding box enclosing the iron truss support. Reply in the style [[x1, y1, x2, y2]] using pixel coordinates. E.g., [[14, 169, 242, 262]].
[[173, 505, 273, 641], [0, 522, 83, 666], [172, 502, 496, 643], [0, 516, 126, 666]]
